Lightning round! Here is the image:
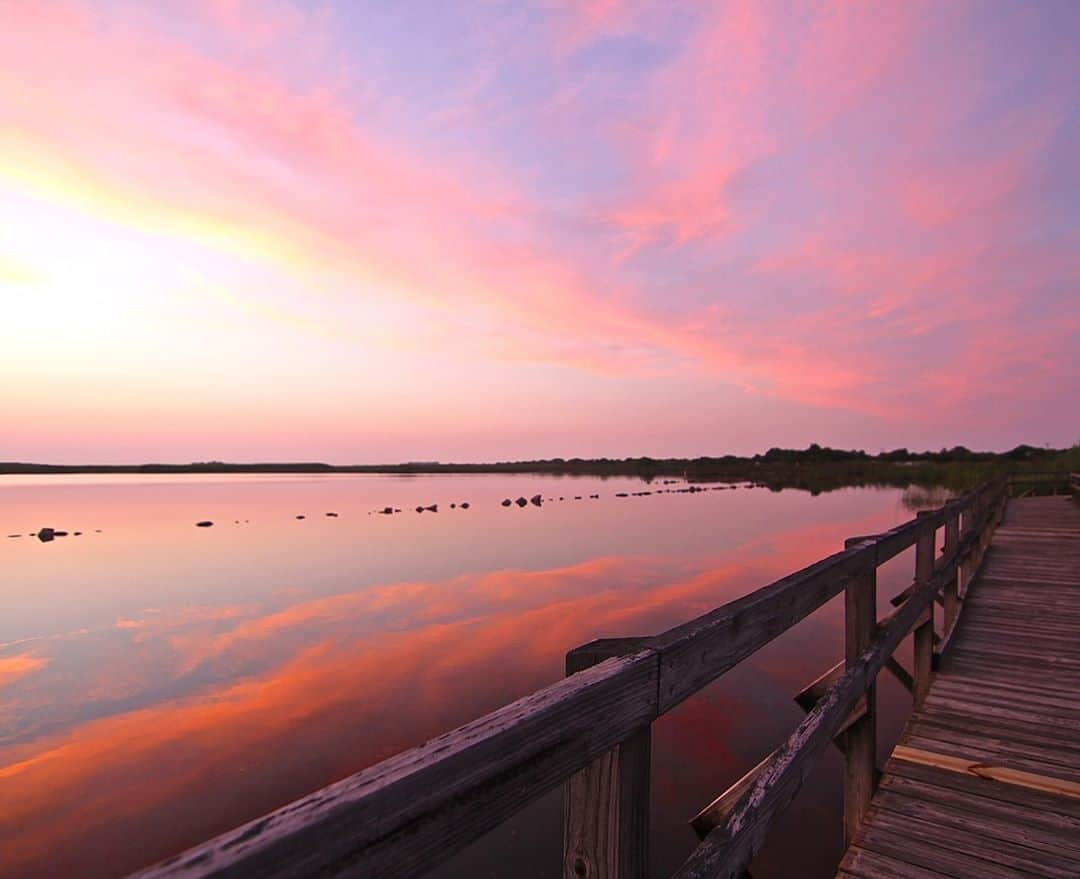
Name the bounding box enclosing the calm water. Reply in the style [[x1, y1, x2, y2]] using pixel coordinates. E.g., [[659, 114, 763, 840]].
[[1, 474, 931, 878]]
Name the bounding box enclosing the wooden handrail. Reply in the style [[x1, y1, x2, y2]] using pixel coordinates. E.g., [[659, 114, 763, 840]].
[[130, 480, 1008, 879], [674, 540, 954, 879], [681, 480, 1007, 877]]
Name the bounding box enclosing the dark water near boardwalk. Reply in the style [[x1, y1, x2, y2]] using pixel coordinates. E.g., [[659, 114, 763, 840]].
[[0, 474, 932, 878]]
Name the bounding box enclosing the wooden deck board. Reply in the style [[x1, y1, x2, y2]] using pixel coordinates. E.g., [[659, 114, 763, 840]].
[[837, 496, 1080, 878]]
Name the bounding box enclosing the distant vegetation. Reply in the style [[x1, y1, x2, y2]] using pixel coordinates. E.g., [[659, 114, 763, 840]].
[[3, 443, 1077, 495]]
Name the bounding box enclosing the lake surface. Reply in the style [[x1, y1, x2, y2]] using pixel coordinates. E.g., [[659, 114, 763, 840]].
[[0, 474, 934, 878]]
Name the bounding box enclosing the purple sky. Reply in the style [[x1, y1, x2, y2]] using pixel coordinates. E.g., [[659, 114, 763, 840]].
[[1, 1, 1077, 462]]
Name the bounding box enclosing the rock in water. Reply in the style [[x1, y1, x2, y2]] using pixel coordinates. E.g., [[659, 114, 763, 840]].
[[425, 504, 438, 513], [296, 515, 306, 519], [501, 498, 512, 507], [326, 512, 339, 517], [460, 502, 470, 509], [381, 507, 393, 515], [195, 521, 213, 528], [37, 528, 55, 541], [515, 497, 528, 507], [530, 494, 542, 506], [415, 506, 424, 513]]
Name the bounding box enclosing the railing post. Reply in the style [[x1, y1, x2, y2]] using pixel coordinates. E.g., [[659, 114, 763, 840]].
[[972, 492, 985, 573], [958, 506, 973, 598], [943, 513, 960, 634], [841, 552, 876, 845], [913, 513, 935, 707], [564, 645, 651, 879]]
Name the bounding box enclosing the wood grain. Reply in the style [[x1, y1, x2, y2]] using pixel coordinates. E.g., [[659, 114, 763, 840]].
[[837, 494, 1080, 878]]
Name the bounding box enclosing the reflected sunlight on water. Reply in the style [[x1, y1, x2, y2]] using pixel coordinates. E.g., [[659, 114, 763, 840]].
[[1, 474, 923, 878]]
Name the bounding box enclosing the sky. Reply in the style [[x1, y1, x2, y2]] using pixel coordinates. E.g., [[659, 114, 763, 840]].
[[1, 0, 1077, 463]]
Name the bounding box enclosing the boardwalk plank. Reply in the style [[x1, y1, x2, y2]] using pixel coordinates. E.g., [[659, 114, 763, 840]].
[[873, 785, 1080, 860], [863, 805, 1079, 878], [837, 496, 1080, 878]]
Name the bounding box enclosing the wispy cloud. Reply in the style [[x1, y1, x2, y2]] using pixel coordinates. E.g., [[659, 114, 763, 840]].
[[1, 0, 1076, 459]]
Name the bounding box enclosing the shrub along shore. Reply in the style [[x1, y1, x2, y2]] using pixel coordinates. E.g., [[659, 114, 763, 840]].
[[3, 444, 1076, 495]]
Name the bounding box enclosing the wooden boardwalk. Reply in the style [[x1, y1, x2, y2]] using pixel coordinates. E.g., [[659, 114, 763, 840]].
[[838, 496, 1080, 879]]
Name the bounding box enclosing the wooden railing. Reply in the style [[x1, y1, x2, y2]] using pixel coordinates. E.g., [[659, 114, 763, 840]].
[[131, 480, 1009, 879], [1008, 470, 1075, 498]]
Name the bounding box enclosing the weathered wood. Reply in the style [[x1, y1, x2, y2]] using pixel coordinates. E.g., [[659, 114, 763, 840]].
[[889, 495, 997, 608], [690, 755, 770, 839], [942, 514, 960, 634], [793, 662, 869, 763], [132, 650, 659, 879], [794, 659, 844, 711], [657, 494, 982, 713], [564, 640, 651, 879], [567, 638, 650, 674], [870, 784, 1080, 861], [836, 493, 1080, 879], [855, 805, 1078, 879], [911, 515, 935, 707], [885, 749, 1080, 822], [879, 769, 1080, 842], [673, 539, 943, 879], [691, 688, 872, 840], [650, 545, 874, 712], [843, 567, 877, 844], [564, 729, 651, 879], [893, 746, 1080, 800]]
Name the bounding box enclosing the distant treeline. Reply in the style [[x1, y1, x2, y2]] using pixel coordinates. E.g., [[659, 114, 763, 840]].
[[3, 443, 1077, 494]]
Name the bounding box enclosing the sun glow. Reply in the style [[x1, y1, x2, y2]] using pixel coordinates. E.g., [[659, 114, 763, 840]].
[[1, 0, 1076, 461]]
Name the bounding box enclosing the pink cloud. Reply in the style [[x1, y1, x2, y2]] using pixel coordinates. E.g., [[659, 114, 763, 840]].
[[1, 0, 1075, 456], [0, 653, 50, 688]]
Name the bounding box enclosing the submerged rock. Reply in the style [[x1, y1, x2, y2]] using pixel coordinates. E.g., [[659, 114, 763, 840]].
[[195, 521, 213, 528]]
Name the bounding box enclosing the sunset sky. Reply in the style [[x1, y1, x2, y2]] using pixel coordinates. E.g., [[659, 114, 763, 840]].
[[2, 0, 1077, 463]]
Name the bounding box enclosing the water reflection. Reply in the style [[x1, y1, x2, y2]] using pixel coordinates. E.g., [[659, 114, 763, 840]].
[[0, 475, 919, 877]]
